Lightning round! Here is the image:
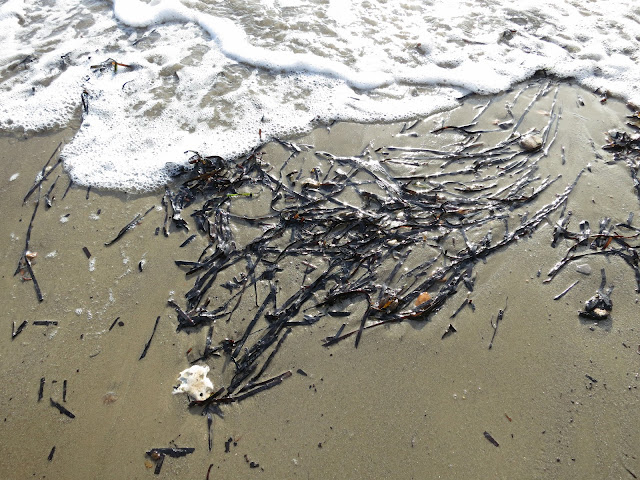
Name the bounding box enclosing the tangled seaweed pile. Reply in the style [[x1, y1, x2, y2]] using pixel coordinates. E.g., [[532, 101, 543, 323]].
[[159, 80, 628, 421]]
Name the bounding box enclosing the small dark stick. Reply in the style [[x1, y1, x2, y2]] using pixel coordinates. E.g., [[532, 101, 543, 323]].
[[139, 316, 161, 360], [108, 317, 120, 331], [23, 256, 43, 302], [179, 234, 197, 247], [82, 247, 91, 259], [450, 298, 470, 318], [61, 179, 73, 200], [441, 323, 457, 339], [12, 320, 28, 340], [488, 298, 508, 350], [63, 380, 67, 402], [105, 205, 155, 246], [483, 431, 499, 447], [50, 398, 75, 419], [207, 414, 213, 452], [23, 142, 62, 204], [553, 280, 579, 300], [154, 454, 164, 474], [38, 377, 45, 401], [48, 446, 56, 461]]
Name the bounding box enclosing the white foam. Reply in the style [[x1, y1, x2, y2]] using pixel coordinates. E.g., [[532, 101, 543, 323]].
[[0, 0, 639, 191]]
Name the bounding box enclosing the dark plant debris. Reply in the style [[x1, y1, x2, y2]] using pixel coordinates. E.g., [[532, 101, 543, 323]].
[[157, 81, 640, 426], [484, 431, 500, 447], [145, 447, 195, 475]]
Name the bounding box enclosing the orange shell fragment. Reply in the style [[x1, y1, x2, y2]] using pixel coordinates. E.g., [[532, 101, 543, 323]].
[[415, 292, 431, 306]]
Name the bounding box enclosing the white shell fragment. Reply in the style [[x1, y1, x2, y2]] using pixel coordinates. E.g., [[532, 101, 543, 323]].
[[173, 365, 214, 401], [576, 264, 592, 275]]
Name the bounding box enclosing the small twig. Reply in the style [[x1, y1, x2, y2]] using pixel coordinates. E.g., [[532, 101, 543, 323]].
[[553, 280, 579, 300], [488, 298, 508, 350]]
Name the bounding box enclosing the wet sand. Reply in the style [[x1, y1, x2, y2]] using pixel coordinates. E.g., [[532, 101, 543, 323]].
[[1, 81, 640, 479]]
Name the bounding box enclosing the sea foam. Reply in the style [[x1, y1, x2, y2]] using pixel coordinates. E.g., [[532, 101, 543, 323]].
[[0, 0, 639, 191]]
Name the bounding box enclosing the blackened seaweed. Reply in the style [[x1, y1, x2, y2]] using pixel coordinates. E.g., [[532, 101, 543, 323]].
[[48, 446, 55, 461], [139, 316, 161, 360], [163, 83, 615, 415], [12, 320, 28, 340], [104, 205, 155, 246], [18, 183, 41, 273], [180, 234, 197, 247], [488, 299, 507, 350], [146, 447, 195, 458], [442, 324, 457, 339], [483, 431, 499, 447], [249, 328, 291, 383], [43, 175, 60, 208], [23, 257, 44, 302], [23, 143, 62, 204], [33, 320, 58, 326], [450, 298, 471, 319], [108, 317, 120, 331], [207, 414, 213, 452], [38, 377, 45, 401], [153, 454, 164, 474], [62, 179, 73, 200], [50, 398, 75, 418]]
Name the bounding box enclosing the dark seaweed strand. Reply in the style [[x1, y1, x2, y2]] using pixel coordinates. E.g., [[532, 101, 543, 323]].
[[61, 178, 73, 200], [12, 320, 28, 340], [16, 185, 44, 300], [108, 317, 120, 331], [23, 255, 44, 302], [38, 377, 45, 401], [139, 316, 161, 360], [105, 205, 156, 246], [44, 175, 60, 208], [50, 398, 75, 419], [23, 142, 62, 204], [22, 184, 41, 257]]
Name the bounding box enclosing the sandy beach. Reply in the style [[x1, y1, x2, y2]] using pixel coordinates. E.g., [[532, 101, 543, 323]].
[[1, 80, 640, 479]]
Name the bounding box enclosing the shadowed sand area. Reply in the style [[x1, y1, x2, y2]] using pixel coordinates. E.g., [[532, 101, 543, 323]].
[[1, 80, 639, 479]]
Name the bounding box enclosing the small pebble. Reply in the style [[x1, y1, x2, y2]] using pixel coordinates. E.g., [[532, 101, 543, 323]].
[[519, 134, 542, 151]]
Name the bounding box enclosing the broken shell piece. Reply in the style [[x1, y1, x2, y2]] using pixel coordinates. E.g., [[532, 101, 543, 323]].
[[173, 365, 214, 401], [415, 291, 431, 307], [519, 134, 542, 151], [576, 264, 592, 275], [579, 307, 610, 320], [25, 250, 37, 260]]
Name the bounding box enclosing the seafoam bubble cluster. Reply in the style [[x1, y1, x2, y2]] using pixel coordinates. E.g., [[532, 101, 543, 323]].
[[0, 0, 639, 191]]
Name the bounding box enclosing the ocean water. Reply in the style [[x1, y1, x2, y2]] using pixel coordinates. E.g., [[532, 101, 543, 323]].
[[1, 0, 639, 191]]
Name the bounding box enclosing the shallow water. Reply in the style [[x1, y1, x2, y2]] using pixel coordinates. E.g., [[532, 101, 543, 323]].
[[2, 81, 640, 479], [1, 1, 640, 190]]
